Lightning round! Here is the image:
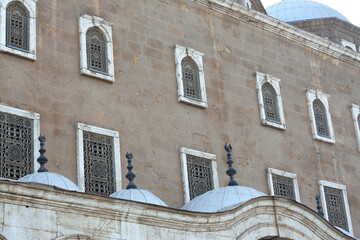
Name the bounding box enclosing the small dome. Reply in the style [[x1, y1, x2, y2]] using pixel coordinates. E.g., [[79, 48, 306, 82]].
[[110, 189, 168, 207], [19, 172, 81, 192], [267, 0, 350, 23], [181, 186, 266, 213]]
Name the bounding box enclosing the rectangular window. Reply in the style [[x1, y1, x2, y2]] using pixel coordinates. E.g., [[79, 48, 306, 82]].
[[0, 105, 40, 179], [267, 168, 300, 202], [77, 123, 121, 196], [180, 147, 219, 203], [319, 180, 353, 234]]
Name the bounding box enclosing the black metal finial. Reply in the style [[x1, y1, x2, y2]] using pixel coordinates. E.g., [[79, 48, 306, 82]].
[[225, 143, 238, 186], [125, 152, 137, 189], [316, 195, 324, 217], [37, 136, 48, 173]]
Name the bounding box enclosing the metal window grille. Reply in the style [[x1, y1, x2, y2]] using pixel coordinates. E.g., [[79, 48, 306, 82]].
[[86, 28, 108, 74], [262, 83, 280, 122], [83, 131, 114, 196], [186, 155, 213, 200], [182, 57, 201, 100], [313, 100, 329, 137], [324, 186, 348, 231], [6, 3, 29, 51], [272, 175, 295, 200], [0, 112, 33, 180]]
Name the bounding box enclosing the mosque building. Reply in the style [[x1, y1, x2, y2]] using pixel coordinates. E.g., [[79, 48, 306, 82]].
[[0, 0, 359, 239]]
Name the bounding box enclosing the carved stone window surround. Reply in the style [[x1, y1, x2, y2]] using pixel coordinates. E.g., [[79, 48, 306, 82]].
[[267, 168, 300, 202], [306, 90, 335, 143], [79, 15, 114, 82], [180, 147, 219, 203], [76, 123, 121, 193], [255, 72, 286, 130], [174, 44, 207, 108], [351, 104, 360, 152], [0, 0, 37, 60], [318, 180, 353, 235]]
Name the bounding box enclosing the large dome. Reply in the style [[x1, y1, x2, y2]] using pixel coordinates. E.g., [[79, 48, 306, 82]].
[[19, 172, 81, 191], [181, 186, 266, 213], [110, 189, 168, 207], [266, 0, 350, 23]]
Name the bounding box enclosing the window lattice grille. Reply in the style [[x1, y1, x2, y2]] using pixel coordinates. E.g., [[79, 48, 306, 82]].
[[86, 28, 108, 74], [262, 83, 280, 122], [182, 57, 201, 100], [0, 112, 33, 180], [324, 186, 348, 231], [186, 155, 213, 200], [83, 131, 114, 196], [313, 100, 329, 137], [6, 3, 29, 51], [272, 175, 295, 200]]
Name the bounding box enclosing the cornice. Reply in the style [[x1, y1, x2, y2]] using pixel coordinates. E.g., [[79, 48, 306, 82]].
[[192, 0, 360, 68]]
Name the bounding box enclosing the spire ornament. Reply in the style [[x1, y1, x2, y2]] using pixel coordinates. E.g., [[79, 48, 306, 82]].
[[316, 195, 324, 217], [37, 136, 48, 172], [225, 143, 238, 186], [125, 152, 137, 189]]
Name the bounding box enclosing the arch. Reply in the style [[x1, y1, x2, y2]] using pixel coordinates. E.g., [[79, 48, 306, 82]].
[[262, 83, 280, 122], [6, 1, 29, 51], [86, 27, 108, 74], [313, 99, 329, 137], [53, 234, 95, 240], [181, 57, 201, 100]]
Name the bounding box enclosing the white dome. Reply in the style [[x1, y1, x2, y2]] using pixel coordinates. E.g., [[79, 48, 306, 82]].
[[181, 186, 266, 212], [18, 172, 81, 191], [267, 0, 350, 23], [110, 189, 168, 207]]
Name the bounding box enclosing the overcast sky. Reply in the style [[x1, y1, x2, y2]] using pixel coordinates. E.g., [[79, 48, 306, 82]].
[[261, 0, 360, 27]]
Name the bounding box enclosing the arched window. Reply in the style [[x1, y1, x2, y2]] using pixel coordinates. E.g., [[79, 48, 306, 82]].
[[181, 57, 201, 100], [6, 2, 29, 51], [86, 28, 107, 74], [313, 99, 329, 137], [262, 83, 279, 122]]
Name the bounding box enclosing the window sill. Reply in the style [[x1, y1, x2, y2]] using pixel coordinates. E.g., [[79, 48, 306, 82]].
[[178, 96, 207, 109], [0, 44, 36, 60], [313, 134, 335, 144], [81, 68, 114, 82], [261, 119, 286, 130]]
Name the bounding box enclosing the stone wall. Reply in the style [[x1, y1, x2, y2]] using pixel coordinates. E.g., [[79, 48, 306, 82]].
[[0, 0, 359, 237]]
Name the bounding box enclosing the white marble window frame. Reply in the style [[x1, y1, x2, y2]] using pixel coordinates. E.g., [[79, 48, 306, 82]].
[[0, 0, 37, 60], [306, 90, 335, 143], [0, 104, 40, 172], [267, 168, 300, 202], [351, 104, 360, 152], [318, 180, 353, 235], [341, 39, 356, 52], [76, 123, 121, 193], [255, 72, 286, 130], [180, 147, 219, 204], [79, 15, 114, 82], [174, 44, 207, 108]]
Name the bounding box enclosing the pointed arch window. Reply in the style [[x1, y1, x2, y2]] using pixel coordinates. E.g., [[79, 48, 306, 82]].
[[174, 45, 207, 108], [182, 57, 201, 100], [306, 90, 335, 143], [262, 83, 279, 123], [255, 72, 286, 130], [86, 28, 107, 74], [79, 15, 114, 82], [313, 100, 329, 138], [6, 2, 29, 51]]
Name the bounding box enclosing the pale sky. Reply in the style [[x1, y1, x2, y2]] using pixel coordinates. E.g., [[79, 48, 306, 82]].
[[262, 0, 360, 27]]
